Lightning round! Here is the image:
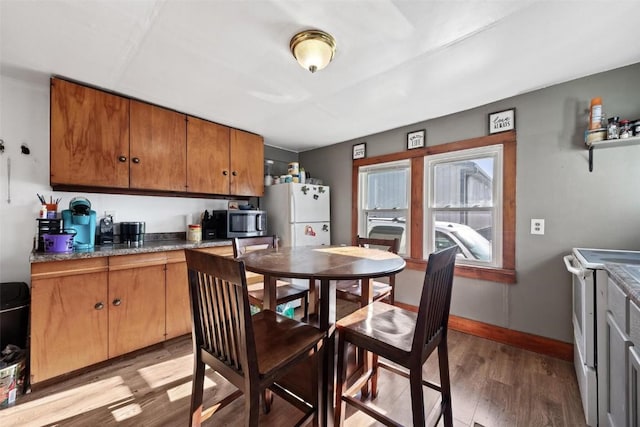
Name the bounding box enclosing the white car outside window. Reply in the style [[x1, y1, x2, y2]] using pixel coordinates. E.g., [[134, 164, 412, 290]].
[[368, 220, 491, 261]]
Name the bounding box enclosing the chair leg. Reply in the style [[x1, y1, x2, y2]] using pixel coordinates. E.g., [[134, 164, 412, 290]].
[[371, 353, 379, 399], [303, 294, 309, 321], [409, 363, 426, 427], [359, 347, 369, 399], [438, 339, 454, 427], [334, 332, 348, 427], [190, 354, 205, 427], [261, 389, 273, 414], [246, 386, 260, 427], [314, 341, 324, 427]]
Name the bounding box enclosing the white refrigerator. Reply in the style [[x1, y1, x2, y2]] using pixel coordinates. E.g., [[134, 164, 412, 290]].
[[262, 182, 331, 247]]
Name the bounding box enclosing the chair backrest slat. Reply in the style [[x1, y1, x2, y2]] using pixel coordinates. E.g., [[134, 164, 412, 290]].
[[203, 273, 218, 354], [186, 249, 258, 377], [412, 246, 457, 356]]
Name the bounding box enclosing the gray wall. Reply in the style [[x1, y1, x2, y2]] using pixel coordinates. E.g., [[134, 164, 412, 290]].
[[300, 63, 640, 343]]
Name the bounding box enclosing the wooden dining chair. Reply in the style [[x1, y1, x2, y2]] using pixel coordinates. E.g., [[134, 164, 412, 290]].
[[233, 236, 309, 320], [185, 249, 325, 426], [335, 235, 400, 305], [334, 245, 458, 427]]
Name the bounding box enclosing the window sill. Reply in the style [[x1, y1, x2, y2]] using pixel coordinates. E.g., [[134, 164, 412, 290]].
[[405, 258, 516, 284]]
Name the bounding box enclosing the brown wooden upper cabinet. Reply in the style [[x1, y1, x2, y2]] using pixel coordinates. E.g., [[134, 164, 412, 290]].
[[50, 78, 264, 197], [187, 116, 264, 196], [230, 128, 264, 196], [186, 116, 230, 194], [50, 78, 130, 188], [130, 101, 187, 192]]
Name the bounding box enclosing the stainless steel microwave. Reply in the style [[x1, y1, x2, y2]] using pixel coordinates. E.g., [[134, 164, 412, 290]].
[[211, 210, 267, 238]]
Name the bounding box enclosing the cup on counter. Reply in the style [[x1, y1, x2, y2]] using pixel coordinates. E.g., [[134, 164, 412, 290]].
[[45, 204, 57, 218], [187, 224, 202, 242]]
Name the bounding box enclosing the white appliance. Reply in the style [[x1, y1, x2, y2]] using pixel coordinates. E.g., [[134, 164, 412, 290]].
[[262, 182, 331, 247], [564, 248, 640, 426]]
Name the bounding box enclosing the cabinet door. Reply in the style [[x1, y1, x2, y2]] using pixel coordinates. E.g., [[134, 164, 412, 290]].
[[130, 100, 187, 191], [230, 129, 264, 196], [186, 116, 230, 194], [165, 259, 191, 339], [30, 272, 108, 383], [50, 78, 130, 188], [607, 312, 632, 427], [108, 265, 166, 357]]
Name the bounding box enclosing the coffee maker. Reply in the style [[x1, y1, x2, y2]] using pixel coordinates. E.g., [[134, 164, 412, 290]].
[[61, 197, 96, 250], [99, 215, 114, 245]]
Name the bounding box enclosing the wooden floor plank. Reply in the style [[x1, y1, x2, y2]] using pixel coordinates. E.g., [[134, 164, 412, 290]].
[[2, 330, 586, 426]]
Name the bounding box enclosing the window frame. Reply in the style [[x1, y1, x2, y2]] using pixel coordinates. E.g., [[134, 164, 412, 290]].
[[358, 159, 412, 256], [351, 131, 516, 284], [425, 144, 503, 267]]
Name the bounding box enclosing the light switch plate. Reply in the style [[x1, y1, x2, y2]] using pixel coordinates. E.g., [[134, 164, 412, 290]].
[[531, 218, 545, 235]]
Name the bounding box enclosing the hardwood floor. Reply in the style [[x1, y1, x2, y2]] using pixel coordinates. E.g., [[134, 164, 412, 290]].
[[1, 329, 585, 427]]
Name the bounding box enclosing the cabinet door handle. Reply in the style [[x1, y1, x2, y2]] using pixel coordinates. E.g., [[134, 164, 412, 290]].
[[94, 302, 104, 310], [232, 171, 237, 176], [132, 157, 140, 164], [118, 156, 127, 162], [222, 170, 228, 176], [112, 298, 122, 306]]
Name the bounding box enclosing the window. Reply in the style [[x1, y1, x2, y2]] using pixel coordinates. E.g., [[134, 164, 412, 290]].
[[426, 145, 503, 267], [352, 131, 516, 284], [358, 160, 411, 255]]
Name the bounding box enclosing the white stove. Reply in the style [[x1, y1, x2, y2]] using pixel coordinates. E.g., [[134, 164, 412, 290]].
[[564, 248, 640, 426], [573, 248, 640, 269]]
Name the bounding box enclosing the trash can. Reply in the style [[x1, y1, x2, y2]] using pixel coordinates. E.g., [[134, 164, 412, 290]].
[[0, 282, 29, 406], [0, 282, 30, 351]]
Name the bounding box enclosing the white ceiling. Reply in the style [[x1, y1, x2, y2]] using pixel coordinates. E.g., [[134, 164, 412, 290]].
[[2, 1, 640, 153]]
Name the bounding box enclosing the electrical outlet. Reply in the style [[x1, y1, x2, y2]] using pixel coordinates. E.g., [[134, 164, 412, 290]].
[[531, 218, 545, 235], [105, 210, 116, 222]]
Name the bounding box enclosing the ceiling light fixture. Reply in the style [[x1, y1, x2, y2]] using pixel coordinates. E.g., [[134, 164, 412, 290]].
[[290, 29, 336, 73]]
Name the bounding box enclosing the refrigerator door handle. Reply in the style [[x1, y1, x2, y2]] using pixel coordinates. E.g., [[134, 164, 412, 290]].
[[290, 190, 296, 223]]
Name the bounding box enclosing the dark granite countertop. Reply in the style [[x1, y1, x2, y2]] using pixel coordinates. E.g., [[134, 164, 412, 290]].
[[606, 263, 640, 307], [30, 237, 233, 263]]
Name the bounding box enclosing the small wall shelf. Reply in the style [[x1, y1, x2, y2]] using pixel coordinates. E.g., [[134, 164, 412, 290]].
[[587, 135, 640, 172]]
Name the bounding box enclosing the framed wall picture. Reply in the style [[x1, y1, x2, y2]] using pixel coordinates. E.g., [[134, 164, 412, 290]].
[[488, 108, 516, 134], [352, 142, 366, 160], [407, 129, 426, 150]]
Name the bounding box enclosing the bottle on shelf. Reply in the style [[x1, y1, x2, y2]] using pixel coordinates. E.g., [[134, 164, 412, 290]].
[[619, 120, 632, 139], [589, 97, 603, 130], [607, 116, 620, 140]]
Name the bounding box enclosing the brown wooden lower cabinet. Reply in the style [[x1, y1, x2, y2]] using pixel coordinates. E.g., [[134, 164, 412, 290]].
[[165, 251, 190, 339], [30, 259, 109, 384], [29, 246, 234, 384], [107, 253, 168, 357]]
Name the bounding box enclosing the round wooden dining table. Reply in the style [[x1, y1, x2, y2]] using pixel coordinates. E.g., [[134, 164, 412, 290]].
[[239, 245, 406, 427]]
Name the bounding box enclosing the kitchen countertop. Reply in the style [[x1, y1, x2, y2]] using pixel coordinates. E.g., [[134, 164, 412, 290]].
[[606, 263, 640, 306], [30, 238, 233, 263]]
